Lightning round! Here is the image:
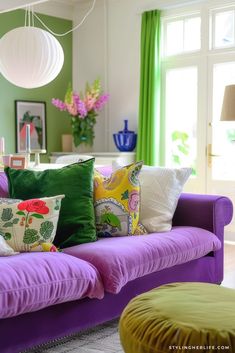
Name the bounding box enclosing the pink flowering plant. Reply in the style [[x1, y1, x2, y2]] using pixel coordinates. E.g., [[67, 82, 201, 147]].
[[52, 79, 109, 147]]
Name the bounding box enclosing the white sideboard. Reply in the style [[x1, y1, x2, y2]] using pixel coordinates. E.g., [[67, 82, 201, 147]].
[[50, 152, 136, 166]]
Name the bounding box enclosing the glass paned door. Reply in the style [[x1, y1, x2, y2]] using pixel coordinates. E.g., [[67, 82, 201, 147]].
[[165, 66, 197, 173], [210, 61, 235, 181], [163, 61, 206, 193], [207, 57, 235, 239], [211, 62, 235, 180]]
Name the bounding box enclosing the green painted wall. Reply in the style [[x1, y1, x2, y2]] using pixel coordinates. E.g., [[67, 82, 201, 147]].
[[0, 10, 72, 161]]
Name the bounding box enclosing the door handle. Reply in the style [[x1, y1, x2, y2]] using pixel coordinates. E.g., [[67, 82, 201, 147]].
[[207, 144, 220, 168]]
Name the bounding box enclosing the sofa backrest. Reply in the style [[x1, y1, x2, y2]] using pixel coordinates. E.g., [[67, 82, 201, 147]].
[[96, 166, 112, 177], [0, 172, 8, 198]]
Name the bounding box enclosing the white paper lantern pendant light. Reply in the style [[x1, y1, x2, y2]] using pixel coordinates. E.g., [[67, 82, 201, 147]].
[[0, 1, 96, 89], [0, 26, 64, 89]]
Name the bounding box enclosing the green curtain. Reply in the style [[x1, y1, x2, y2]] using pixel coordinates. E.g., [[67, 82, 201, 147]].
[[136, 10, 161, 166]]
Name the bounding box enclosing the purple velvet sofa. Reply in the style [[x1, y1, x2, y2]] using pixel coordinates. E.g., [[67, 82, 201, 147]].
[[0, 170, 233, 353]]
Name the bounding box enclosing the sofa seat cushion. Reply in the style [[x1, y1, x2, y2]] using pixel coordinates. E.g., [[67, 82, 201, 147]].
[[0, 252, 104, 319], [63, 226, 221, 294]]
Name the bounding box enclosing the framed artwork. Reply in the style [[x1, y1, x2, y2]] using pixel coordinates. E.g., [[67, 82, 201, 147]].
[[10, 156, 26, 170], [15, 100, 47, 153]]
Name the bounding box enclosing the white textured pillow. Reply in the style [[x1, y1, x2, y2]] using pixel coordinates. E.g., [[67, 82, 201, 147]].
[[139, 166, 192, 232], [0, 235, 18, 256]]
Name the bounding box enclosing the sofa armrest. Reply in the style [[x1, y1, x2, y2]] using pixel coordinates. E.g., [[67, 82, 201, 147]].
[[172, 193, 233, 240]]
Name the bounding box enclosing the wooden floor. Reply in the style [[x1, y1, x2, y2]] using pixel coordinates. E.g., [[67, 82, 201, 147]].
[[222, 242, 235, 289]]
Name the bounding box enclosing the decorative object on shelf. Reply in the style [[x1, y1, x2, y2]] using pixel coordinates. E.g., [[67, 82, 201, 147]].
[[62, 134, 73, 152], [0, 137, 5, 167], [0, 137, 5, 155], [25, 124, 31, 153], [25, 123, 31, 166], [10, 156, 27, 169], [2, 155, 12, 167], [72, 142, 92, 154], [52, 79, 109, 150], [113, 119, 137, 152], [15, 100, 47, 153], [31, 149, 47, 167]]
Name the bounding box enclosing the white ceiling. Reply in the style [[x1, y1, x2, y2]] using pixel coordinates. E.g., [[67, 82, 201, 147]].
[[0, 0, 46, 13], [0, 0, 85, 13]]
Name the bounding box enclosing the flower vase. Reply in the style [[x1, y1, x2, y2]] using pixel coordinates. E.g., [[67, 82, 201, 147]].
[[113, 119, 137, 152], [72, 141, 92, 154]]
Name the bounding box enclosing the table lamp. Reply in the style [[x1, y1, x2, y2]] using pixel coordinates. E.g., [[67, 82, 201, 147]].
[[220, 85, 235, 121]]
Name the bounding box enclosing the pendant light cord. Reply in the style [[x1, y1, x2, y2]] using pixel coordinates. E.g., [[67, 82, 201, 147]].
[[25, 5, 35, 27], [31, 0, 96, 37]]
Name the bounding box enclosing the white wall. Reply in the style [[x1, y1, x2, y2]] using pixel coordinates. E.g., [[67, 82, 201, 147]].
[[73, 0, 108, 152], [72, 0, 207, 152], [35, 0, 209, 153], [73, 0, 143, 152], [34, 0, 207, 153]]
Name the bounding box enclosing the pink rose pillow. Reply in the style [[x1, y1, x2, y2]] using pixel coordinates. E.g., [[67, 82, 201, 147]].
[[0, 195, 64, 252]]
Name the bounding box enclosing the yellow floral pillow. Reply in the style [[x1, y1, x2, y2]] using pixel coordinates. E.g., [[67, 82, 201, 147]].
[[94, 161, 143, 237]]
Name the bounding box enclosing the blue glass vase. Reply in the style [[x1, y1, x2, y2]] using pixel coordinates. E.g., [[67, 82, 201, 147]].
[[113, 120, 137, 152]]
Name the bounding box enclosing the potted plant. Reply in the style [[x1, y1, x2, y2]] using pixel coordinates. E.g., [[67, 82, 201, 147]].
[[52, 79, 109, 151]]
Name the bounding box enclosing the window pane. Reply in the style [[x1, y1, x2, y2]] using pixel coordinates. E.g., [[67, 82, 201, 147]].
[[166, 20, 183, 55], [214, 11, 234, 48], [212, 62, 235, 180], [184, 17, 201, 51], [165, 67, 197, 174]]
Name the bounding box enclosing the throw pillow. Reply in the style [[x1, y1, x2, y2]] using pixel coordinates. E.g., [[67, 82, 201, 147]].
[[113, 162, 192, 233], [0, 197, 21, 205], [0, 235, 18, 256], [0, 195, 64, 252], [30, 242, 58, 252], [5, 159, 96, 248], [94, 161, 143, 237], [139, 166, 192, 232]]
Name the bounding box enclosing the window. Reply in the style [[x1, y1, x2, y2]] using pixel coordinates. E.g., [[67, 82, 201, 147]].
[[161, 4, 235, 179], [164, 15, 201, 56], [212, 9, 235, 49]]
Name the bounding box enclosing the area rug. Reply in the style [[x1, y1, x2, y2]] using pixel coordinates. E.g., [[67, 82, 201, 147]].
[[24, 319, 124, 353]]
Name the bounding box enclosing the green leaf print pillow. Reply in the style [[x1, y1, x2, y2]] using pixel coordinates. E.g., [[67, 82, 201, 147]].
[[0, 195, 64, 252]]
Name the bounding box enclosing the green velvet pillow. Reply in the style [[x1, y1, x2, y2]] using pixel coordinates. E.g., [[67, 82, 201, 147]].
[[5, 159, 96, 248]]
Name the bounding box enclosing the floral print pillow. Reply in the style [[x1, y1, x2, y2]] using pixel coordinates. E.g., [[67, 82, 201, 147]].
[[94, 162, 145, 237], [0, 195, 64, 252]]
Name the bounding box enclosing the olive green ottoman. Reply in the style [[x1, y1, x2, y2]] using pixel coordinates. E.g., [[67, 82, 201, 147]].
[[119, 282, 235, 353]]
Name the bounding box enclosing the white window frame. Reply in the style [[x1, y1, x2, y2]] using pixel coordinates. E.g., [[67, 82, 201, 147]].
[[210, 7, 235, 50], [162, 12, 201, 57], [161, 1, 235, 193]]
